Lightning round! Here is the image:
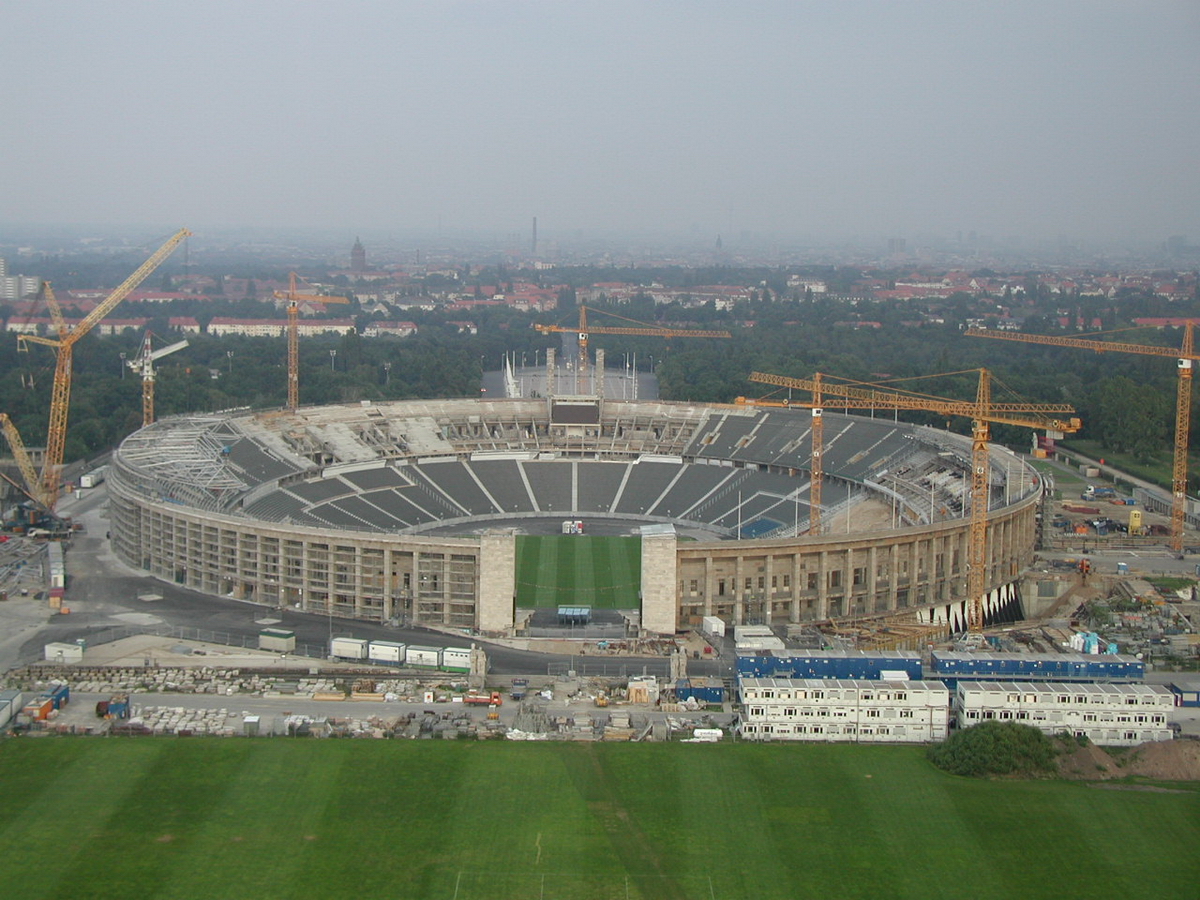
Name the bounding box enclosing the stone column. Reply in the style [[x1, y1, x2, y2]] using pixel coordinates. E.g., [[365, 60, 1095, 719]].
[[478, 530, 516, 632], [640, 524, 678, 634], [790, 551, 802, 623], [703, 557, 715, 617]]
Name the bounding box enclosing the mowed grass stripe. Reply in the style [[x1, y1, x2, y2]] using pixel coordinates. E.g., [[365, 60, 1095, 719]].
[[160, 740, 349, 898], [0, 740, 172, 899], [50, 740, 264, 899], [7, 733, 1198, 899], [289, 742, 465, 897]]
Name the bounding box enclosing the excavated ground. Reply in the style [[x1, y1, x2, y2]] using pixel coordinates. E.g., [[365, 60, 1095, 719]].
[[1056, 737, 1200, 782]]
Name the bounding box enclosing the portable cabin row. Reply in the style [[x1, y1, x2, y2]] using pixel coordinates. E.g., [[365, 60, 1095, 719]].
[[331, 638, 473, 673], [737, 649, 923, 681], [399, 645, 471, 672], [930, 651, 1144, 686]]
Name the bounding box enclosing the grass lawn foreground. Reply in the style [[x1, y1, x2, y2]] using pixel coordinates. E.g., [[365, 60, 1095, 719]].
[[0, 739, 1197, 899]]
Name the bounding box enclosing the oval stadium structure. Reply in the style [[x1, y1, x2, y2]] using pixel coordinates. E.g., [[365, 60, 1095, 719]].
[[108, 395, 1042, 635]]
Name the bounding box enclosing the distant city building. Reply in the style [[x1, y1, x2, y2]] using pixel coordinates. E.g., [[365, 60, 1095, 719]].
[[206, 317, 355, 337], [362, 321, 418, 338], [351, 237, 366, 274], [0, 258, 42, 301]]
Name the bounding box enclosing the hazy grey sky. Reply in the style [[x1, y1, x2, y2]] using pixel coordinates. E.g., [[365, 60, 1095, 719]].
[[4, 1, 1198, 243]]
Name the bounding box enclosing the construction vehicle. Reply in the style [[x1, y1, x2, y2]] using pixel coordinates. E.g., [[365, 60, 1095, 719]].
[[9, 229, 190, 511], [463, 691, 503, 707], [747, 368, 1080, 634], [967, 323, 1198, 553], [272, 272, 350, 411], [1, 500, 69, 536], [534, 305, 731, 371], [127, 333, 189, 427]]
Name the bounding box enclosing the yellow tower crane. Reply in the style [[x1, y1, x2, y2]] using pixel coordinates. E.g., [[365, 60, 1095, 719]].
[[16, 228, 190, 510], [966, 324, 1197, 553], [273, 272, 350, 412], [746, 369, 1080, 633], [534, 305, 731, 370]]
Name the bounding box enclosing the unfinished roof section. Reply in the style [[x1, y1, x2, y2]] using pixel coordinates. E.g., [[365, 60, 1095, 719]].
[[115, 417, 256, 510]]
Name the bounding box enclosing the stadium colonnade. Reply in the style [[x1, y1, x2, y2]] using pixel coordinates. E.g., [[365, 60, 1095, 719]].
[[107, 396, 1041, 635]]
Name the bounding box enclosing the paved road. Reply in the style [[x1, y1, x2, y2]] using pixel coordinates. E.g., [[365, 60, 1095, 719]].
[[8, 486, 728, 681]]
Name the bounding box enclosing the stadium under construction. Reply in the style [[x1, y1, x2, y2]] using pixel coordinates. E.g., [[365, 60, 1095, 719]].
[[107, 350, 1044, 639]]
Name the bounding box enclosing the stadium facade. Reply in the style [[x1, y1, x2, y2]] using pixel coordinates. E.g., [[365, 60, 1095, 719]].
[[108, 395, 1042, 635]]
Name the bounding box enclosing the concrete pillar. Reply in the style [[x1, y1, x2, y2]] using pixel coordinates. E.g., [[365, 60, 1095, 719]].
[[790, 551, 802, 623], [703, 557, 715, 616], [478, 530, 516, 632], [764, 554, 775, 623], [889, 543, 900, 608], [817, 549, 829, 619], [640, 525, 678, 634], [733, 555, 744, 625]]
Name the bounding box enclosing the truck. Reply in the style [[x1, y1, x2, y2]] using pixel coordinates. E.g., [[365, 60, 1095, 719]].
[[103, 693, 131, 719], [79, 466, 108, 489], [463, 691, 503, 707], [1082, 485, 1115, 499], [510, 678, 529, 700]]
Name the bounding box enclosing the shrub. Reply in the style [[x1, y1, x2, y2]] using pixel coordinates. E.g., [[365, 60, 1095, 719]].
[[928, 722, 1059, 777]]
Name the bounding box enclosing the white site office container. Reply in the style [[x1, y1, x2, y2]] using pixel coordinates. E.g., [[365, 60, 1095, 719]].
[[441, 647, 472, 672], [330, 637, 368, 660], [405, 645, 442, 668], [258, 629, 296, 652], [701, 616, 726, 638], [0, 690, 24, 729], [367, 641, 406, 663], [43, 642, 84, 663], [733, 625, 773, 642]]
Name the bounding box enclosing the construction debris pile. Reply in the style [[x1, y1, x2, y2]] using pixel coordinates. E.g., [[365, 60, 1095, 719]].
[[1073, 578, 1199, 664], [9, 666, 458, 701]]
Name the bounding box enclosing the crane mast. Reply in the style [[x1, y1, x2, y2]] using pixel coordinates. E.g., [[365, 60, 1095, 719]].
[[749, 368, 1079, 633], [273, 272, 350, 412], [0, 413, 44, 508], [17, 228, 190, 509], [128, 333, 190, 427]]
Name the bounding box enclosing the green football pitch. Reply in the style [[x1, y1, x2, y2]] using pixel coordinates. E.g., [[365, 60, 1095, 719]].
[[515, 535, 641, 608], [0, 739, 1197, 900]]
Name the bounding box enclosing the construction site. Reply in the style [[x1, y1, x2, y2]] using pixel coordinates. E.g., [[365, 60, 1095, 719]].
[[0, 231, 1198, 709]]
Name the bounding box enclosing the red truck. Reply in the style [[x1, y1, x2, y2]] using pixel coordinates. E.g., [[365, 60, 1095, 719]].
[[463, 691, 503, 707]]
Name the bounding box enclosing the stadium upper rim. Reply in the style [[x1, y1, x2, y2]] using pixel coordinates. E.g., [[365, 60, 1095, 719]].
[[110, 396, 1041, 542]]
